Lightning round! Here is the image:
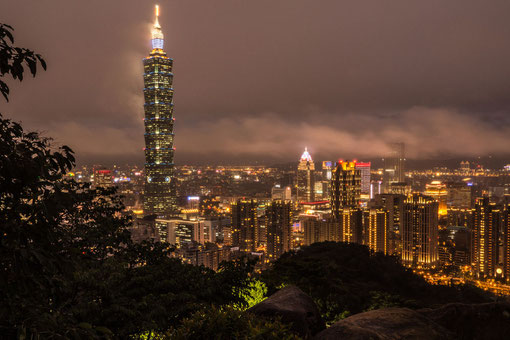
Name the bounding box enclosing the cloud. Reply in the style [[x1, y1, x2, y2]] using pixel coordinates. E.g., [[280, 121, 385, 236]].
[[176, 107, 510, 161]]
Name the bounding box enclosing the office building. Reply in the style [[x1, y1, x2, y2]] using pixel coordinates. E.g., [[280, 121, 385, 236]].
[[383, 142, 405, 192], [473, 198, 504, 278], [266, 201, 292, 261], [355, 162, 371, 196], [446, 182, 472, 209], [331, 160, 361, 219], [364, 208, 389, 254], [425, 181, 448, 216], [155, 218, 205, 246], [297, 148, 315, 202], [231, 199, 258, 252], [338, 208, 364, 244], [401, 194, 439, 267], [302, 213, 337, 245], [373, 193, 405, 255], [143, 5, 177, 217]]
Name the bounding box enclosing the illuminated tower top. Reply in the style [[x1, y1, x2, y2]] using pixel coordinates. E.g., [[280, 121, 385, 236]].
[[151, 5, 164, 50], [300, 147, 313, 162]]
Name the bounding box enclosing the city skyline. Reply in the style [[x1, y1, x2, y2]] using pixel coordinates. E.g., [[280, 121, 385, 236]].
[[2, 3, 510, 337], [1, 1, 509, 165]]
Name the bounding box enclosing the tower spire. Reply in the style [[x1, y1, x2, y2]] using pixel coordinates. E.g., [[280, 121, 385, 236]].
[[151, 4, 164, 50], [154, 5, 160, 27]]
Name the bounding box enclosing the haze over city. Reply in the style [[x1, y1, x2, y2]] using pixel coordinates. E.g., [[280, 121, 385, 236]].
[[2, 0, 510, 165]]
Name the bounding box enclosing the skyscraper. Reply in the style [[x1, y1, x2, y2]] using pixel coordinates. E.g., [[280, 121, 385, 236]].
[[297, 148, 315, 202], [355, 162, 371, 196], [504, 200, 510, 282], [143, 5, 177, 217], [374, 193, 405, 255], [383, 142, 405, 193], [266, 201, 292, 261], [401, 194, 439, 267], [231, 199, 258, 252], [364, 208, 389, 254], [425, 181, 448, 216], [330, 160, 361, 219], [473, 197, 503, 278]]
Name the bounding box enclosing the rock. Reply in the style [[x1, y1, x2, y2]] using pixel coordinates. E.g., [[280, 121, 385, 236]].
[[247, 285, 325, 338], [314, 307, 452, 340], [418, 301, 510, 340]]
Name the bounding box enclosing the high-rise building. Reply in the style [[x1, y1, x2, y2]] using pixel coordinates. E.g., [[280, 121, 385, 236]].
[[143, 5, 177, 218], [425, 181, 448, 216], [266, 201, 292, 261], [231, 199, 258, 252], [401, 194, 439, 267], [383, 142, 405, 192], [504, 201, 510, 282], [155, 218, 205, 246], [302, 212, 337, 245], [446, 182, 472, 209], [373, 193, 405, 255], [355, 162, 371, 196], [331, 160, 361, 219], [297, 148, 315, 202], [473, 197, 504, 278], [363, 208, 389, 254], [338, 208, 364, 244], [315, 161, 333, 200]]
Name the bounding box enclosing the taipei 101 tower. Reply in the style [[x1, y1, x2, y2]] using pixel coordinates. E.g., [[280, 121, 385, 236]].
[[142, 5, 177, 217]]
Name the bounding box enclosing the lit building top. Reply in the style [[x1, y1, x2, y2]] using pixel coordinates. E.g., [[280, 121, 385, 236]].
[[300, 147, 313, 162], [337, 160, 357, 171], [151, 5, 164, 50]]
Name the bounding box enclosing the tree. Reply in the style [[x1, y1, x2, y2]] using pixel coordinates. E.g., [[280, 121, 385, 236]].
[[0, 23, 46, 101]]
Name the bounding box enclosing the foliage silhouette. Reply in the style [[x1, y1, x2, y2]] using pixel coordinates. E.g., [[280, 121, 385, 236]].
[[0, 23, 46, 101]]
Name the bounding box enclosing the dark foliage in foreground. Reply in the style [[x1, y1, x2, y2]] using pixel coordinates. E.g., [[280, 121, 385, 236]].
[[261, 242, 494, 324], [167, 307, 299, 340], [0, 112, 254, 338], [0, 23, 46, 101]]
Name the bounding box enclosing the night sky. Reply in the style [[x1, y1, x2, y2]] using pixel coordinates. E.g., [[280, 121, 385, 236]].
[[1, 0, 510, 165]]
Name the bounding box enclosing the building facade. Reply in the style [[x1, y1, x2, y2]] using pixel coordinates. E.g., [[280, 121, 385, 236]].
[[297, 148, 315, 202], [401, 194, 439, 267], [231, 199, 258, 252], [383, 142, 405, 193], [473, 197, 503, 278], [364, 208, 389, 254], [265, 201, 292, 261], [331, 160, 361, 219]]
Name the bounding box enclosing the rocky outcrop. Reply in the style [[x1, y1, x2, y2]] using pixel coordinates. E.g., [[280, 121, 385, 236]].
[[314, 307, 452, 340], [247, 285, 325, 338], [250, 286, 510, 339], [418, 301, 510, 340]]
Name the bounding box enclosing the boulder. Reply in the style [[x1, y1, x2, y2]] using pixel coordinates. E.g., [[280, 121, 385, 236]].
[[418, 301, 510, 340], [314, 307, 452, 340], [248, 285, 325, 338]]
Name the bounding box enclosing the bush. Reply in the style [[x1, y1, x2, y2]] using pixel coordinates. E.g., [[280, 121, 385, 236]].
[[167, 307, 300, 340]]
